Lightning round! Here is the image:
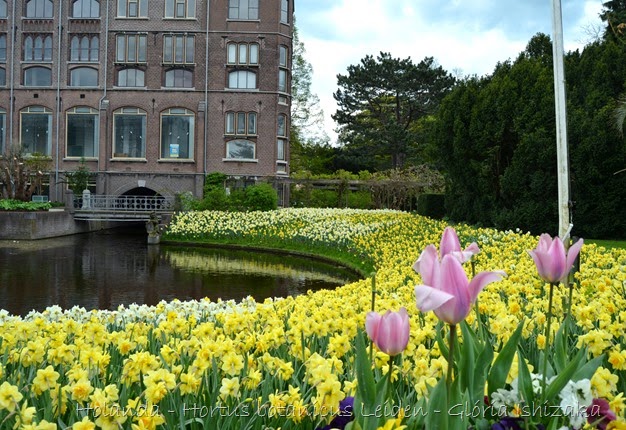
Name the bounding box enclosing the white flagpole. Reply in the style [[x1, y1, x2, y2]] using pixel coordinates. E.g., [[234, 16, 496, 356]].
[[551, 0, 572, 241]]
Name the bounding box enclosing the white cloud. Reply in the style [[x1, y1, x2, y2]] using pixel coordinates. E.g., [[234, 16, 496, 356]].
[[296, 0, 603, 144]]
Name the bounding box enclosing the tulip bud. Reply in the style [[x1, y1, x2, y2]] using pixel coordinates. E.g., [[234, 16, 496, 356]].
[[365, 308, 410, 356]]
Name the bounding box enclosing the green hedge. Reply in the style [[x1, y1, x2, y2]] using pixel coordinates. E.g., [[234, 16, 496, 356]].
[[0, 199, 52, 211], [416, 194, 445, 219]]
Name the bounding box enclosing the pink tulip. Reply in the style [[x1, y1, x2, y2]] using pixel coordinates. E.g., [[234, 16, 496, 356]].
[[365, 308, 410, 356], [414, 254, 505, 325], [528, 234, 583, 284], [413, 227, 480, 282]]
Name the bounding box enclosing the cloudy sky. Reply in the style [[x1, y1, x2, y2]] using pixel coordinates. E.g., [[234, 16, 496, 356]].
[[294, 0, 605, 143]]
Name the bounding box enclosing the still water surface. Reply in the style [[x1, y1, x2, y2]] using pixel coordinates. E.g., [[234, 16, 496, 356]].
[[0, 227, 360, 316]]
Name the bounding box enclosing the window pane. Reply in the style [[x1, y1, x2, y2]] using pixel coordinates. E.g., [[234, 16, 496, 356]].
[[116, 36, 125, 61], [227, 140, 254, 159], [21, 112, 52, 155], [90, 36, 99, 61], [44, 36, 52, 60], [163, 36, 172, 62], [165, 0, 174, 17], [24, 67, 52, 86], [227, 44, 236, 64], [279, 46, 287, 67], [185, 37, 194, 63], [0, 111, 5, 153], [67, 112, 98, 157], [236, 112, 246, 134], [161, 114, 193, 158], [249, 44, 258, 64], [0, 35, 6, 62], [138, 35, 146, 61], [175, 36, 184, 63], [127, 37, 136, 62], [117, 0, 126, 17], [238, 44, 247, 64], [114, 113, 145, 157], [277, 114, 286, 136], [225, 112, 234, 134], [70, 67, 98, 86], [277, 139, 284, 160], [248, 112, 256, 134], [0, 0, 7, 17], [187, 0, 195, 18], [0, 67, 5, 86], [70, 37, 80, 61], [278, 69, 286, 92]]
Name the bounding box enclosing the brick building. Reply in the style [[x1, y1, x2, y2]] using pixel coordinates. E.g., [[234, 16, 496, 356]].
[[0, 0, 292, 204]]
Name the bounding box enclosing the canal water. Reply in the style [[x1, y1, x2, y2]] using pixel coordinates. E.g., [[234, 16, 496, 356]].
[[0, 226, 360, 316]]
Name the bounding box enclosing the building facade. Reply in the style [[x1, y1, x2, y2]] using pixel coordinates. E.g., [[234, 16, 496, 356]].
[[0, 0, 292, 203]]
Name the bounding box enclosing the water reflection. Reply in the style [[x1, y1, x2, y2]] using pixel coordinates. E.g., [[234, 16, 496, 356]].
[[0, 227, 359, 316]]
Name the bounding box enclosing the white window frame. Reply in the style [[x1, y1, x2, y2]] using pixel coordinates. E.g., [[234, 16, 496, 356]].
[[228, 70, 256, 90], [225, 111, 257, 136], [227, 42, 259, 66]]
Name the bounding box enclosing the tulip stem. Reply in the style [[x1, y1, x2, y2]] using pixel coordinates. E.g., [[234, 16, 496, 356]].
[[447, 323, 456, 387], [541, 282, 557, 398], [369, 273, 376, 365]]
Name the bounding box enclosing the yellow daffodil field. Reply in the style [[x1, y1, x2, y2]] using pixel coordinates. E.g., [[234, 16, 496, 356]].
[[1, 208, 626, 429]]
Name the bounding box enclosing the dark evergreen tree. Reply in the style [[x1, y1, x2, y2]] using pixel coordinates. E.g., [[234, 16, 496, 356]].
[[333, 52, 455, 169]]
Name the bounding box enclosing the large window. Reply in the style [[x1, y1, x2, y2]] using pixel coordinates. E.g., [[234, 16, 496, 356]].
[[1, 0, 7, 18], [228, 70, 256, 89], [117, 0, 147, 18], [226, 139, 255, 160], [161, 108, 194, 159], [164, 68, 192, 88], [163, 34, 194, 64], [70, 35, 99, 61], [72, 0, 100, 18], [225, 111, 256, 136], [24, 66, 52, 86], [0, 109, 5, 153], [20, 106, 52, 156], [228, 0, 258, 20], [227, 42, 258, 66], [117, 68, 145, 87], [165, 0, 195, 19], [280, 0, 289, 23], [0, 34, 6, 62], [67, 107, 98, 157], [25, 0, 53, 18], [113, 108, 146, 158], [24, 35, 53, 61], [70, 67, 98, 87], [116, 34, 147, 63]]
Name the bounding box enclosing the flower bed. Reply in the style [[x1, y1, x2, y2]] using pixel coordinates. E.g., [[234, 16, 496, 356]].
[[1, 208, 625, 429]]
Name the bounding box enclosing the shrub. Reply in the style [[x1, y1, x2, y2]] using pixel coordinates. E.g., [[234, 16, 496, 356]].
[[417, 193, 445, 219], [243, 183, 278, 211], [0, 199, 52, 211]]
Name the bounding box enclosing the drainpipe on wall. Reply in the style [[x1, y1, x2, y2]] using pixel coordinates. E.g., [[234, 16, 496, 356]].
[[98, 0, 110, 181], [54, 0, 63, 201], [8, 0, 16, 148], [203, 0, 210, 181]]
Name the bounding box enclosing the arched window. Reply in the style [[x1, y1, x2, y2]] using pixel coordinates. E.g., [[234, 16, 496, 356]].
[[113, 107, 146, 158], [72, 0, 100, 18], [164, 69, 192, 88], [25, 0, 53, 18], [24, 35, 53, 61], [117, 68, 145, 87], [23, 66, 52, 86], [225, 139, 255, 160], [160, 108, 194, 159], [70, 67, 98, 87], [228, 70, 256, 89], [66, 106, 99, 157], [20, 106, 53, 156]]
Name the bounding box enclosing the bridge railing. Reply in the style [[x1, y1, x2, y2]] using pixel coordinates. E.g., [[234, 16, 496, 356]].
[[73, 195, 175, 213]]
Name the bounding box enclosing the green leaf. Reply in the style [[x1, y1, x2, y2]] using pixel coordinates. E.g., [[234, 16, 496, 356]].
[[572, 353, 605, 381], [471, 341, 494, 409], [544, 347, 585, 401], [459, 322, 476, 397], [425, 378, 448, 430], [354, 331, 376, 410], [516, 350, 534, 407], [553, 318, 568, 373], [487, 320, 524, 397], [435, 321, 450, 361]]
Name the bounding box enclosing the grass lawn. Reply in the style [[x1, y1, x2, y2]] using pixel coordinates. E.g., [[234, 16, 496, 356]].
[[588, 238, 626, 249]]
